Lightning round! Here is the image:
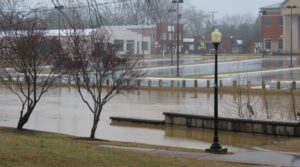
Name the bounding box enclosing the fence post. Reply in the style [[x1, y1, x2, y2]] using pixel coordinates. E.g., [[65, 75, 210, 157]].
[[262, 81, 266, 89], [194, 80, 198, 88], [171, 80, 174, 88], [233, 80, 237, 87], [58, 76, 62, 84], [148, 80, 152, 88], [137, 80, 141, 89], [68, 75, 71, 84], [247, 81, 251, 89], [219, 80, 223, 88], [182, 80, 186, 88], [292, 81, 296, 90], [159, 80, 163, 88], [207, 80, 210, 88], [277, 81, 281, 90], [127, 80, 130, 87]]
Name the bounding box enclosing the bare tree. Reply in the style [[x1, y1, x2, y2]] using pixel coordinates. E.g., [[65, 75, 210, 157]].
[[53, 0, 144, 139], [0, 1, 68, 129], [183, 7, 207, 38], [289, 88, 298, 121]]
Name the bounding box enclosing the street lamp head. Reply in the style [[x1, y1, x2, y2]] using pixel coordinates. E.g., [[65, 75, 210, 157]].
[[168, 9, 176, 12], [54, 5, 64, 10], [172, 0, 183, 3], [211, 29, 222, 44], [287, 5, 297, 9], [259, 10, 267, 15]]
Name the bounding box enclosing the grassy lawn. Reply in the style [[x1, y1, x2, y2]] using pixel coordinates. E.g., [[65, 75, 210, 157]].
[[0, 127, 259, 167]]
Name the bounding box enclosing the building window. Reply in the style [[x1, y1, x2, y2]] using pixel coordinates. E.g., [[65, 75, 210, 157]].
[[151, 33, 156, 39], [278, 39, 283, 49], [168, 33, 174, 40], [114, 40, 124, 51], [175, 34, 182, 40], [189, 44, 194, 51], [126, 40, 135, 53], [161, 33, 167, 40], [142, 41, 148, 51], [265, 39, 271, 49], [265, 16, 271, 26], [278, 16, 283, 26], [168, 25, 175, 32]]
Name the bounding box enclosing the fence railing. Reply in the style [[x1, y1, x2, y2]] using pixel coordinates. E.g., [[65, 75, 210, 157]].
[[5, 74, 300, 90]]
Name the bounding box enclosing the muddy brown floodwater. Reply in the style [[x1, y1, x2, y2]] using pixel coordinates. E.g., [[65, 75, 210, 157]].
[[0, 86, 297, 151]]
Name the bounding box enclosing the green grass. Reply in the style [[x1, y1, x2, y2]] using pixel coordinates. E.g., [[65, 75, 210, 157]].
[[0, 127, 259, 167]]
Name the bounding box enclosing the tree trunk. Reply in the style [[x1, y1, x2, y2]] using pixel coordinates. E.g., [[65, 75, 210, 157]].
[[17, 108, 33, 130], [90, 119, 99, 139]]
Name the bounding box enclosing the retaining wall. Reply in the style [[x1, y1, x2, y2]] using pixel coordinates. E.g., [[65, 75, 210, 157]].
[[164, 112, 300, 137]]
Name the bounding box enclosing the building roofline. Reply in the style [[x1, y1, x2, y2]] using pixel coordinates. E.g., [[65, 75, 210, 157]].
[[260, 1, 285, 10]]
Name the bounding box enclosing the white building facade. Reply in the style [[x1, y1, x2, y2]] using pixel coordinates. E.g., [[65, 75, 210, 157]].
[[109, 27, 151, 55]]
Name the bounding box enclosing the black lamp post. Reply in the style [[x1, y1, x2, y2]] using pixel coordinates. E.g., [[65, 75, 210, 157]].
[[205, 29, 227, 154], [172, 0, 183, 76], [287, 5, 296, 68], [230, 35, 233, 54], [168, 9, 176, 66], [259, 10, 266, 58], [280, 35, 283, 56]]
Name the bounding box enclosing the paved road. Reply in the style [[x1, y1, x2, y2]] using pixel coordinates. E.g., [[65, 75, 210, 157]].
[[101, 145, 300, 167]]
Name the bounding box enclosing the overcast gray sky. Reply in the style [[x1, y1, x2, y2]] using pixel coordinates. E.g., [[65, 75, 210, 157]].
[[28, 0, 284, 17], [186, 0, 283, 17]]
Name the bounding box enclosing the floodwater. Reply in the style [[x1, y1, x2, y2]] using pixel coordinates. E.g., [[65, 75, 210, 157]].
[[141, 56, 233, 68], [144, 57, 300, 88], [0, 87, 297, 151], [146, 57, 300, 77]]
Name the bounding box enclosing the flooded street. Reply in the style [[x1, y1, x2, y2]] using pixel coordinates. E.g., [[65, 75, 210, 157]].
[[146, 57, 300, 77], [143, 57, 300, 88], [0, 87, 297, 151]]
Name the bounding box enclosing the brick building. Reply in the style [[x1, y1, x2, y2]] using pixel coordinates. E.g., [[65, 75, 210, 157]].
[[260, 0, 300, 55], [260, 3, 283, 54]]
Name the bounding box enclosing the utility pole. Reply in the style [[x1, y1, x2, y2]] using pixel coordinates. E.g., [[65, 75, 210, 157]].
[[210, 11, 217, 31], [142, 23, 144, 57], [168, 9, 176, 65], [172, 0, 183, 77], [54, 5, 64, 41], [287, 5, 297, 68]]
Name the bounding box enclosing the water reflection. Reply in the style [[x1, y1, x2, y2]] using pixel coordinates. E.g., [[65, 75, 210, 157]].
[[110, 121, 275, 150]]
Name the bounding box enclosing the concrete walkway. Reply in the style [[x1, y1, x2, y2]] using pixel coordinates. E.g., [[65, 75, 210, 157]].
[[100, 145, 300, 167]]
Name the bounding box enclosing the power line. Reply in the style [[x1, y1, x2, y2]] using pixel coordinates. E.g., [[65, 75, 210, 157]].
[[0, 0, 128, 14]]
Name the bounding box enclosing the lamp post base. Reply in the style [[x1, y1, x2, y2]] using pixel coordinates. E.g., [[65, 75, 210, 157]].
[[205, 142, 228, 154], [205, 147, 228, 154]]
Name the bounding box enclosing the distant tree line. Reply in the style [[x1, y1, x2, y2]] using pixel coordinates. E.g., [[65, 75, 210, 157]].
[[42, 0, 262, 43]]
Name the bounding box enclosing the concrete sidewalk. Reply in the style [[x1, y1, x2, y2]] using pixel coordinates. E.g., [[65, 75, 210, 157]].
[[100, 145, 300, 167]]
